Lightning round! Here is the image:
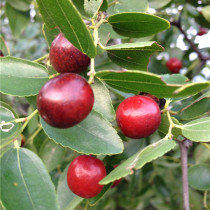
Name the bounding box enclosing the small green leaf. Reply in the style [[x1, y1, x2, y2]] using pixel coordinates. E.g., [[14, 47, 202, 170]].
[[100, 139, 176, 184], [114, 0, 148, 13], [158, 114, 182, 139], [6, 3, 30, 38], [148, 0, 172, 9], [42, 24, 59, 47], [41, 110, 123, 155], [36, 0, 96, 58], [57, 164, 83, 210], [182, 117, 210, 142], [161, 74, 188, 84], [84, 0, 103, 17], [92, 78, 115, 121], [0, 56, 49, 96], [95, 70, 210, 98], [188, 164, 210, 191], [6, 0, 32, 11], [0, 35, 10, 56], [0, 101, 21, 144], [0, 148, 59, 210], [39, 139, 65, 172], [105, 42, 164, 70], [202, 5, 210, 23], [108, 13, 170, 38], [179, 90, 210, 120], [100, 0, 108, 11], [194, 144, 210, 164]]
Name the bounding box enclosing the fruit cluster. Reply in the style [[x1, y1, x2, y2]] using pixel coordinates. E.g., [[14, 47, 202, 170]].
[[36, 34, 163, 198]]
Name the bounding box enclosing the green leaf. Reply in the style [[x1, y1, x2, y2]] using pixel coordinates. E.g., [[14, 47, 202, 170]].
[[100, 0, 108, 11], [91, 78, 115, 121], [202, 5, 210, 23], [84, 0, 103, 17], [0, 101, 21, 144], [5, 3, 30, 38], [194, 144, 210, 164], [57, 164, 83, 210], [105, 42, 164, 71], [41, 110, 123, 155], [148, 0, 172, 9], [158, 114, 182, 139], [6, 0, 32, 11], [179, 90, 210, 120], [42, 24, 59, 47], [100, 138, 176, 184], [39, 139, 65, 172], [182, 117, 210, 142], [0, 35, 10, 56], [95, 70, 210, 98], [161, 74, 188, 84], [71, 0, 89, 18], [36, 0, 96, 58], [0, 56, 49, 96], [0, 148, 59, 210], [108, 13, 170, 38], [114, 0, 148, 13], [188, 164, 210, 191]]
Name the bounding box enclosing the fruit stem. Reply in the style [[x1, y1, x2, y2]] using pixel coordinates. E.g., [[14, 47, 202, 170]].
[[203, 190, 208, 209], [84, 201, 89, 210], [88, 58, 96, 84], [33, 54, 49, 63], [26, 125, 42, 145]]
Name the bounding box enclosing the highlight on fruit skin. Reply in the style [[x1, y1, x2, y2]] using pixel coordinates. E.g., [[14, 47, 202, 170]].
[[49, 33, 90, 74], [166, 57, 182, 73], [116, 95, 161, 139], [67, 155, 107, 198], [37, 73, 94, 129]]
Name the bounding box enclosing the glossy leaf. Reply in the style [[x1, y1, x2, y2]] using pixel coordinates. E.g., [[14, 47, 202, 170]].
[[42, 24, 59, 47], [148, 0, 172, 9], [182, 117, 210, 142], [41, 110, 123, 155], [108, 13, 170, 38], [188, 164, 210, 191], [84, 0, 103, 17], [202, 6, 210, 23], [105, 42, 164, 71], [92, 78, 115, 121], [114, 0, 148, 13], [6, 0, 32, 11], [100, 139, 176, 184], [36, 0, 96, 58], [0, 101, 21, 144], [95, 70, 210, 98], [39, 139, 65, 172], [158, 114, 182, 139], [5, 3, 30, 38], [57, 164, 83, 210], [179, 90, 210, 120], [0, 56, 49, 96], [0, 148, 59, 210]]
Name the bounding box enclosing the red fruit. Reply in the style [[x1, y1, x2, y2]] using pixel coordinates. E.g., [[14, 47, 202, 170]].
[[49, 33, 90, 74], [111, 165, 122, 188], [67, 155, 106, 198], [197, 27, 207, 36], [166, 58, 182, 73], [116, 95, 161, 139], [0, 50, 4, 57], [37, 73, 94, 128]]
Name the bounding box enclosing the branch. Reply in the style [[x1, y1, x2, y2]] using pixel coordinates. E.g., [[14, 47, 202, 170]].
[[170, 20, 210, 61], [178, 139, 192, 210]]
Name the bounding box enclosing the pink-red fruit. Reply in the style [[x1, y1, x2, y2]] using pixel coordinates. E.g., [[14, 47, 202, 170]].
[[37, 73, 94, 128], [197, 27, 207, 36], [116, 95, 161, 139], [67, 155, 106, 198], [166, 58, 182, 73], [50, 33, 90, 74]]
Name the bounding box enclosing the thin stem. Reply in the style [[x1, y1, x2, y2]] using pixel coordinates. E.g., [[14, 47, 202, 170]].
[[201, 143, 210, 150], [108, 0, 119, 7], [33, 54, 49, 63], [13, 138, 20, 148], [203, 190, 208, 209], [26, 125, 42, 145], [179, 140, 191, 210], [88, 58, 96, 84]]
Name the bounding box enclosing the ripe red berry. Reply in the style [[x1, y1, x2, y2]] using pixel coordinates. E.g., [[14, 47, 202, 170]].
[[111, 165, 122, 188], [116, 95, 161, 139], [197, 27, 207, 36], [166, 58, 182, 73], [37, 73, 94, 128], [49, 33, 90, 74], [67, 155, 106, 198], [0, 50, 4, 57]]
